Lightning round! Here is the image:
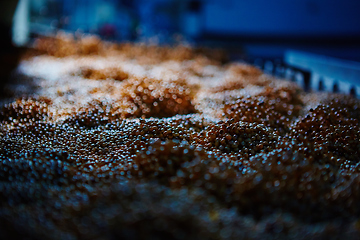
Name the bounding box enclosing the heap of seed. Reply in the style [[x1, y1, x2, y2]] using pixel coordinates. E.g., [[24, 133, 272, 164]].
[[75, 67, 130, 81], [199, 119, 278, 155], [224, 86, 303, 133], [1, 35, 360, 239], [119, 77, 197, 118], [290, 96, 360, 168]]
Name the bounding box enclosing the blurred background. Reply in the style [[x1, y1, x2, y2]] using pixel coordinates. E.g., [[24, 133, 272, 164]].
[[12, 0, 360, 59], [4, 0, 360, 95]]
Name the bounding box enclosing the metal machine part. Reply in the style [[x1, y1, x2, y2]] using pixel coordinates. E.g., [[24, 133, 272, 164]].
[[284, 50, 360, 97]]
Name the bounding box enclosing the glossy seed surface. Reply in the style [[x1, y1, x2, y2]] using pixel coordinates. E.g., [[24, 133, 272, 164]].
[[1, 34, 360, 239]]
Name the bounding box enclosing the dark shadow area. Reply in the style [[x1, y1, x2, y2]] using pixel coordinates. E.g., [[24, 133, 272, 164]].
[[318, 79, 324, 91], [0, 1, 27, 103], [350, 87, 356, 97]]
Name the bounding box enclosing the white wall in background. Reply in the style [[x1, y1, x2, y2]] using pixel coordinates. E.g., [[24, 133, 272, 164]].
[[13, 0, 30, 46]]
